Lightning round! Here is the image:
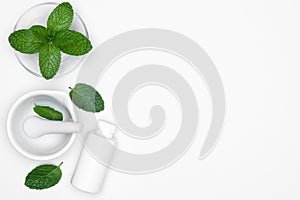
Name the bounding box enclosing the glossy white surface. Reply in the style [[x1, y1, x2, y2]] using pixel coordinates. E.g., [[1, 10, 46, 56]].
[[1, 0, 300, 200]]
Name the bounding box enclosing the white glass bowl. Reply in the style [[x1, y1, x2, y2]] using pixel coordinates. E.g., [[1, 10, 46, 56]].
[[13, 2, 89, 79]]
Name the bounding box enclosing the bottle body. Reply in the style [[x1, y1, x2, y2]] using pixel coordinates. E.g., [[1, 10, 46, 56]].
[[71, 131, 117, 194]]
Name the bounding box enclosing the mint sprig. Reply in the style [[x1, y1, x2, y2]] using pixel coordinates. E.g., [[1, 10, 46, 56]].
[[8, 2, 92, 80]]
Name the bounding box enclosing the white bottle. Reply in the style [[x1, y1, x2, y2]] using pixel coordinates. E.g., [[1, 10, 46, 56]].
[[71, 120, 117, 194]]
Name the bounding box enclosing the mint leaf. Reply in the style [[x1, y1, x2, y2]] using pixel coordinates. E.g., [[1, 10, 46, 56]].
[[25, 162, 63, 190], [69, 83, 104, 113], [53, 30, 92, 56], [47, 2, 74, 37], [33, 104, 63, 121], [8, 29, 48, 54], [30, 25, 48, 39], [39, 44, 61, 80]]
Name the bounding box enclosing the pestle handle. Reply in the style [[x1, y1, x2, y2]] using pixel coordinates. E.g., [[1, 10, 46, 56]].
[[23, 116, 82, 138]]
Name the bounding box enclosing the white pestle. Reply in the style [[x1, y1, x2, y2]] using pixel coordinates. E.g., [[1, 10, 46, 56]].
[[23, 116, 82, 138]]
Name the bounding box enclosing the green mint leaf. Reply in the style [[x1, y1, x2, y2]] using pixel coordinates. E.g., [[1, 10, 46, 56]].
[[33, 104, 63, 121], [39, 44, 61, 80], [47, 2, 74, 37], [30, 25, 48, 39], [25, 162, 63, 190], [53, 30, 92, 56], [8, 28, 48, 54], [69, 83, 104, 113]]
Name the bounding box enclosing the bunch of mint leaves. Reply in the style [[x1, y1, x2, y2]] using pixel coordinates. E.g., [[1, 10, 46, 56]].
[[8, 2, 92, 80]]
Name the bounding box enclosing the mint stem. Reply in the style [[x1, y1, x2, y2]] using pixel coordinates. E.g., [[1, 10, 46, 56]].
[[58, 162, 63, 167]]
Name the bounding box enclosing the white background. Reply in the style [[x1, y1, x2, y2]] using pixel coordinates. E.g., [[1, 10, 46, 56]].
[[1, 0, 300, 199]]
